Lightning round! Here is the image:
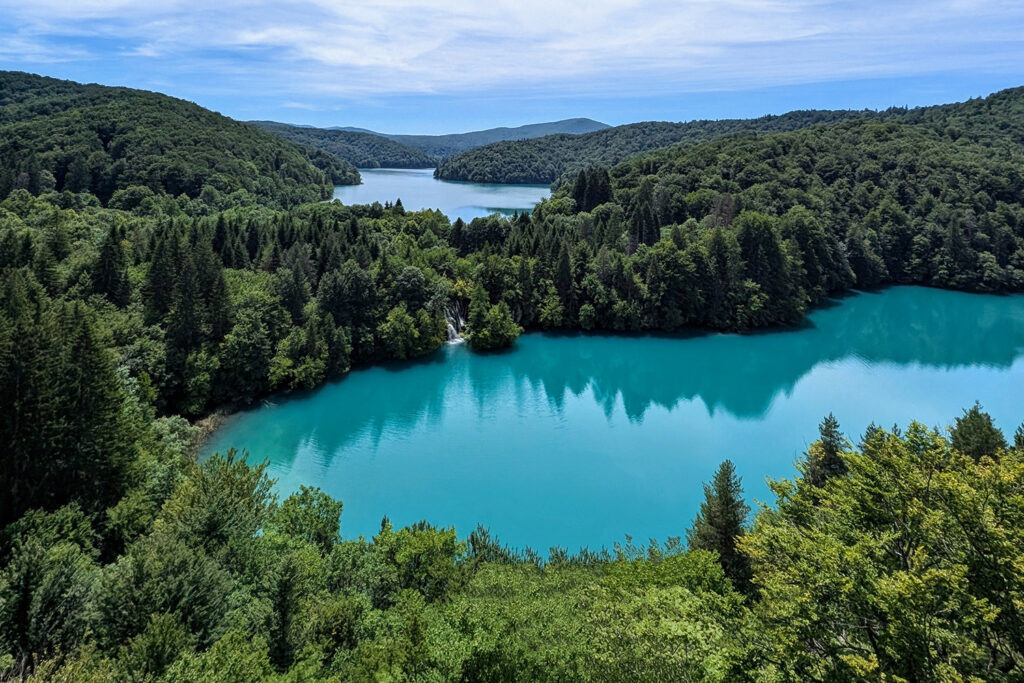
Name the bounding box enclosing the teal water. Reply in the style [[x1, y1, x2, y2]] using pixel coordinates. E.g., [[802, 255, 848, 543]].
[[332, 168, 550, 223], [202, 287, 1024, 553]]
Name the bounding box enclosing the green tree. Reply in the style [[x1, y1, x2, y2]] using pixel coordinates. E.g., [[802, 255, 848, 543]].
[[951, 402, 1007, 460], [93, 227, 131, 306], [687, 460, 752, 593], [272, 486, 343, 553], [804, 413, 848, 489]]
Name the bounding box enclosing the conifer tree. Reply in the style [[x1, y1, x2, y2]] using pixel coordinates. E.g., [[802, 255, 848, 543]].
[[687, 460, 752, 592], [166, 253, 204, 354], [94, 227, 131, 307], [277, 267, 311, 325], [206, 270, 232, 341], [48, 304, 135, 514], [804, 413, 848, 489], [950, 402, 1006, 460], [144, 232, 178, 325], [572, 169, 589, 212]]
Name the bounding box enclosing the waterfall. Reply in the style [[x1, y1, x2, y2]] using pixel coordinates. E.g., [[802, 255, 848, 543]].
[[445, 302, 466, 344]]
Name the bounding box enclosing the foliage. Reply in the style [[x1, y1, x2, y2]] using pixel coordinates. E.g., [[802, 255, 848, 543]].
[[252, 121, 436, 169], [2, 409, 1020, 681], [0, 71, 357, 211], [686, 460, 752, 593], [436, 109, 876, 184], [384, 117, 608, 159]]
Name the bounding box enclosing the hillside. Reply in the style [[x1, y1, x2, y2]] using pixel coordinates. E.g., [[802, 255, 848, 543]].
[[251, 121, 436, 169], [0, 71, 358, 209], [435, 110, 880, 184], [347, 117, 609, 158]]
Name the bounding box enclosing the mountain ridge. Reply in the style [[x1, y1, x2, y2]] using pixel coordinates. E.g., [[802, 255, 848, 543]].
[[329, 117, 611, 158]]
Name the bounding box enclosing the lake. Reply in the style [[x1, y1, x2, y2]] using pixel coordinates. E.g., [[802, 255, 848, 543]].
[[202, 287, 1024, 553], [332, 168, 550, 223]]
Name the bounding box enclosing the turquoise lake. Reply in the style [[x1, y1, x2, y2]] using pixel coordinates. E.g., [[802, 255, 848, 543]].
[[332, 168, 550, 223], [202, 287, 1024, 553]]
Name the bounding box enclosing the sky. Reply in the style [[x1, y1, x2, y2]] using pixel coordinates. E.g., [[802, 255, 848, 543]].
[[1, 1, 1023, 134]]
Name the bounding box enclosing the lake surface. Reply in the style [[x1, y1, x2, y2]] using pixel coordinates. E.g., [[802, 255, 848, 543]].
[[203, 287, 1024, 553], [332, 168, 550, 223]]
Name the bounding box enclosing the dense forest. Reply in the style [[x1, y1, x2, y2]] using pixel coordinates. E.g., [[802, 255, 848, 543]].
[[251, 122, 436, 169], [374, 117, 610, 158], [3, 72, 1024, 679], [434, 110, 876, 184], [0, 72, 358, 212]]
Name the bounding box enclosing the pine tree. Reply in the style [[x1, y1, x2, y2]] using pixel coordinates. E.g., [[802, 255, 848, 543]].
[[804, 413, 849, 489], [206, 269, 232, 341], [572, 170, 589, 212], [554, 245, 573, 312], [951, 402, 1006, 461], [277, 267, 311, 325], [687, 460, 752, 592], [94, 227, 131, 307], [48, 304, 135, 514], [585, 166, 612, 211], [144, 232, 179, 325], [629, 177, 659, 250], [166, 253, 204, 353]]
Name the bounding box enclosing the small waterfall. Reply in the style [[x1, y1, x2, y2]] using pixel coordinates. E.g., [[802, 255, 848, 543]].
[[445, 302, 466, 344]]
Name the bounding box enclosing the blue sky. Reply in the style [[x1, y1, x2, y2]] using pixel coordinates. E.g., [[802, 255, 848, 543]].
[[1, 1, 1023, 134]]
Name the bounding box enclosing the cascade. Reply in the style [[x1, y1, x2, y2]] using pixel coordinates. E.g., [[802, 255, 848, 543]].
[[445, 302, 466, 343]]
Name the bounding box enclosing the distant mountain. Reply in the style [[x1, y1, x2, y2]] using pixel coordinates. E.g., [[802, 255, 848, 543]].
[[251, 121, 435, 169], [334, 126, 378, 135], [0, 71, 357, 207], [329, 118, 610, 158]]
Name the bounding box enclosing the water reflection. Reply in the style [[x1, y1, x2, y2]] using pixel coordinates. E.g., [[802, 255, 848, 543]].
[[205, 287, 1024, 470]]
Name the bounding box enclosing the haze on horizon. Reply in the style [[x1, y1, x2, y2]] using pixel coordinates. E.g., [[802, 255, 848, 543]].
[[1, 0, 1023, 134]]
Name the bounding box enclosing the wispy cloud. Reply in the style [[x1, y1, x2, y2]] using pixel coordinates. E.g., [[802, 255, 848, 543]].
[[281, 101, 320, 110], [1, 0, 1022, 119]]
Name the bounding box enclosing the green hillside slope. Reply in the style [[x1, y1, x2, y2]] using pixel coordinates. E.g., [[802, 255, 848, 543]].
[[251, 121, 435, 169], [0, 71, 358, 209], [434, 111, 874, 184]]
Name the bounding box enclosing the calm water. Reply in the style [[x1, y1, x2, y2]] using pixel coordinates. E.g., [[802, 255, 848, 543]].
[[332, 168, 550, 222], [203, 287, 1024, 553]]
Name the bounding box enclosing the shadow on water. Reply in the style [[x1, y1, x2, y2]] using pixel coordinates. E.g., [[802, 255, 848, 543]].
[[204, 286, 1024, 468]]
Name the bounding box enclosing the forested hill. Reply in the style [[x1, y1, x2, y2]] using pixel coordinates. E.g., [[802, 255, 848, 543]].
[[251, 121, 436, 169], [0, 71, 358, 211], [369, 117, 610, 158], [434, 110, 875, 184]]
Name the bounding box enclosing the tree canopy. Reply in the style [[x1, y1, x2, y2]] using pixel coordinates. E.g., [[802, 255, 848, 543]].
[[0, 71, 358, 211]]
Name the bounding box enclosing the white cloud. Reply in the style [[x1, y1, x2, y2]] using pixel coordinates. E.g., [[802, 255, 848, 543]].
[[281, 100, 320, 110], [1, 0, 1022, 96]]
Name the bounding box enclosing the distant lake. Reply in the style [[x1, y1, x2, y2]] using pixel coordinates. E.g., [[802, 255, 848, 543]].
[[203, 287, 1024, 554], [333, 168, 550, 223]]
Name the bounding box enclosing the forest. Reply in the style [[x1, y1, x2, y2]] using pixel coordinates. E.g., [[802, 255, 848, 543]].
[[434, 110, 877, 184], [3, 73, 1024, 679], [251, 122, 436, 170], [384, 117, 610, 159], [0, 72, 358, 212]]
